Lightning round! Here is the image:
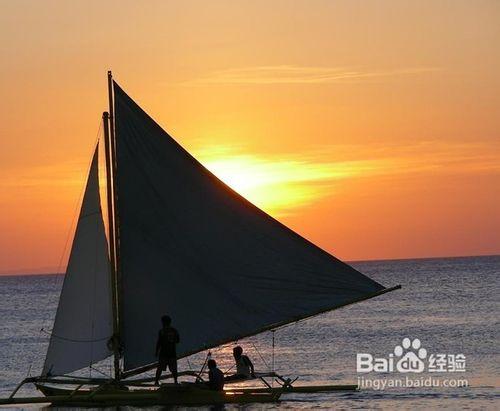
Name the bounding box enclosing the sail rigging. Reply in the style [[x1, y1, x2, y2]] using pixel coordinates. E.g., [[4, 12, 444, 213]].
[[43, 144, 113, 376], [112, 81, 391, 373], [41, 74, 399, 380]]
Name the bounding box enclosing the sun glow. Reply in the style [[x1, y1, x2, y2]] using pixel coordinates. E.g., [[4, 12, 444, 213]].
[[194, 146, 379, 216], [1, 1, 499, 273], [193, 141, 500, 218]]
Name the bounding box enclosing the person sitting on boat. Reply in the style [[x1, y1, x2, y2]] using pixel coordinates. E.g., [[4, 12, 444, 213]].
[[155, 315, 180, 385], [207, 359, 225, 391], [225, 346, 255, 381]]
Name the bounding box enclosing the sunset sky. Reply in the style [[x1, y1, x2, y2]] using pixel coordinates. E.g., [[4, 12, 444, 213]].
[[1, 0, 499, 274]]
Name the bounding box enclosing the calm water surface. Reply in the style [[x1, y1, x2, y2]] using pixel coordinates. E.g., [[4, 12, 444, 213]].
[[0, 255, 499, 409]]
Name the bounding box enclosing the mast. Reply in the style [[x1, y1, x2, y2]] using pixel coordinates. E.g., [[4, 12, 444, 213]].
[[104, 71, 121, 380]]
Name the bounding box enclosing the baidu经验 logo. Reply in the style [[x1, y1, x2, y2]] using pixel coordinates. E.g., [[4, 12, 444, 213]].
[[357, 338, 466, 374]]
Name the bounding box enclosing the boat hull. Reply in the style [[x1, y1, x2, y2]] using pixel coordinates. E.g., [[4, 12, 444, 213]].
[[35, 383, 281, 406], [0, 382, 359, 406]]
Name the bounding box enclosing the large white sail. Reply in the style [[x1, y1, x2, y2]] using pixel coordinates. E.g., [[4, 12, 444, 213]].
[[43, 145, 113, 376], [113, 82, 388, 372]]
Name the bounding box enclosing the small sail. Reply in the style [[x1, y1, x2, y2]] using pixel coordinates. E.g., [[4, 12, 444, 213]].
[[43, 144, 113, 376], [114, 82, 386, 372]]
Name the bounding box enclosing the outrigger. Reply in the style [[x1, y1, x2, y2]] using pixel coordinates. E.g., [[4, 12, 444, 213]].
[[2, 371, 359, 406], [1, 72, 400, 407]]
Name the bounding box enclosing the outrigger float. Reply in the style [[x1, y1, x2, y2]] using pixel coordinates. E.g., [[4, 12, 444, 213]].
[[1, 72, 400, 407]]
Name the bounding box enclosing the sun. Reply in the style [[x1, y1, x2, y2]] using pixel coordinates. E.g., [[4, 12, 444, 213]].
[[193, 146, 377, 217]]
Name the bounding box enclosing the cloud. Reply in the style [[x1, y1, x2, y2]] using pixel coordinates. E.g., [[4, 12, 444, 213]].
[[185, 65, 441, 85]]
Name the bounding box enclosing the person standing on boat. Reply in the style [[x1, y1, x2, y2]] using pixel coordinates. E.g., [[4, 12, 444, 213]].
[[225, 346, 255, 381], [207, 359, 225, 391], [155, 315, 180, 385]]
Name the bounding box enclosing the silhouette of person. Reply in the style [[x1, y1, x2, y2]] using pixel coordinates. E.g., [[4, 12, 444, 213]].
[[155, 315, 180, 385], [225, 346, 255, 381], [207, 359, 225, 391]]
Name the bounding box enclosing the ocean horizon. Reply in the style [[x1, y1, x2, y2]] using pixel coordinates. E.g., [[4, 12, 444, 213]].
[[1, 254, 498, 409], [2, 253, 499, 277]]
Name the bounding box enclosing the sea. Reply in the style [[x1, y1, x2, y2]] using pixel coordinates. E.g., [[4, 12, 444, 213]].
[[0, 255, 498, 410]]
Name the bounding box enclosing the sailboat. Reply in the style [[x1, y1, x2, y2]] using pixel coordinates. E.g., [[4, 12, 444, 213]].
[[1, 72, 400, 407]]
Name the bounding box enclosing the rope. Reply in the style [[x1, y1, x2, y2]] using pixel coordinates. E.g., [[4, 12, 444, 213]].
[[197, 351, 211, 380], [186, 357, 193, 371], [251, 341, 270, 371], [32, 121, 103, 377], [51, 122, 103, 293], [90, 365, 112, 378], [271, 330, 276, 387], [40, 328, 111, 343], [88, 183, 102, 377], [272, 330, 276, 373]]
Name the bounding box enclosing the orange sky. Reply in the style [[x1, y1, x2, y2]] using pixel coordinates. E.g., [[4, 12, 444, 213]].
[[1, 0, 499, 274]]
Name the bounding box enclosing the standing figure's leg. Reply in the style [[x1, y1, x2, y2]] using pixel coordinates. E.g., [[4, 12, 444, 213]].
[[168, 359, 178, 384], [155, 357, 166, 386], [155, 364, 162, 386]]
